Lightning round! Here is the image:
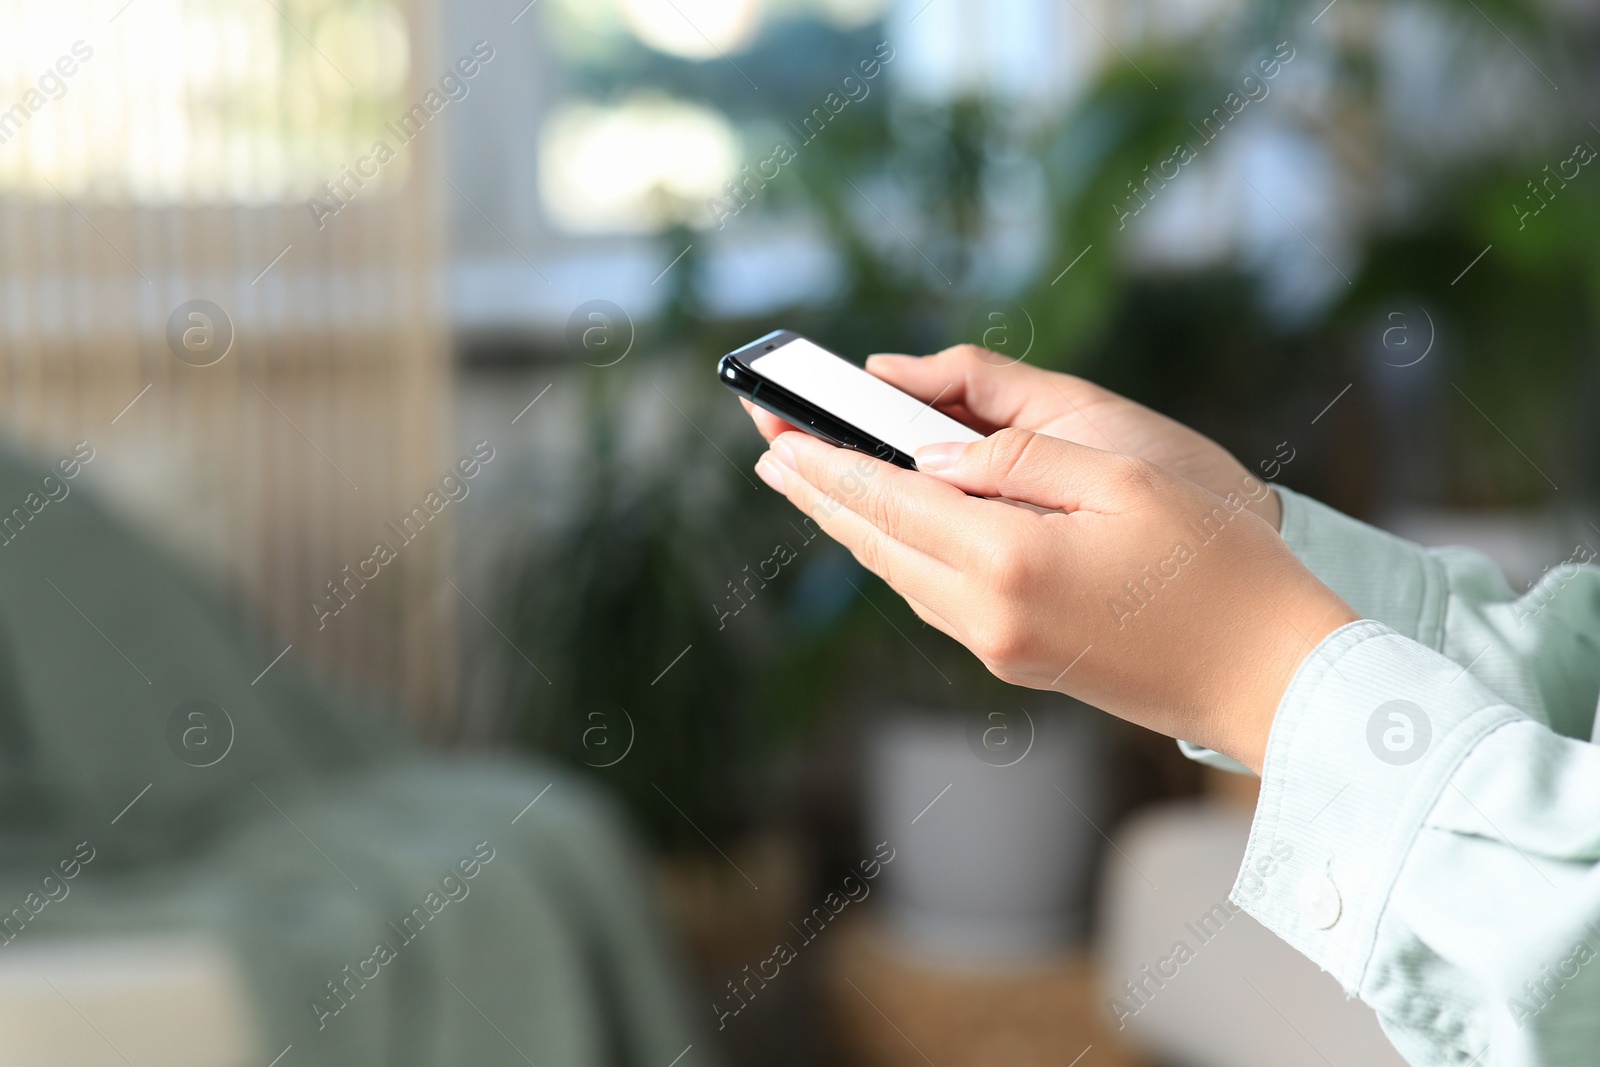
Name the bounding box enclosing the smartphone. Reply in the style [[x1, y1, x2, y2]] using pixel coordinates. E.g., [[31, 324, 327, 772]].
[[717, 330, 982, 470]]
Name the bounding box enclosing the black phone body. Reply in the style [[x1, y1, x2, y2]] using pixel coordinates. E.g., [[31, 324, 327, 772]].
[[717, 329, 980, 470]]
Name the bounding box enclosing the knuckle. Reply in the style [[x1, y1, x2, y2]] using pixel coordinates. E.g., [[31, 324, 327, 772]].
[[1111, 455, 1160, 497], [938, 343, 991, 370], [850, 530, 895, 586], [855, 480, 902, 540], [989, 663, 1028, 686], [982, 541, 1034, 597], [826, 467, 866, 502], [972, 618, 1028, 672], [985, 427, 1039, 485]]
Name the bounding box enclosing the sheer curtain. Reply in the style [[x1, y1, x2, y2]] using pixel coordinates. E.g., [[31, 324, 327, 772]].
[[0, 0, 456, 731]]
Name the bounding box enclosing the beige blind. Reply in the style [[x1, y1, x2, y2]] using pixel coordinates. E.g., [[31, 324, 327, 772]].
[[0, 0, 456, 732]]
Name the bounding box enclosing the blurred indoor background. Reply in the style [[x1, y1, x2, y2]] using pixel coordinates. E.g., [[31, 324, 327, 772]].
[[0, 0, 1597, 1064]]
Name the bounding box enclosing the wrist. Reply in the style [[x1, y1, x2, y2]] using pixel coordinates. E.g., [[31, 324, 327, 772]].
[[1220, 584, 1359, 774], [1205, 457, 1282, 530]]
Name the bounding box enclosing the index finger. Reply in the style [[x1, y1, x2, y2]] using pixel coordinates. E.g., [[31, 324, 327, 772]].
[[770, 430, 1027, 567]]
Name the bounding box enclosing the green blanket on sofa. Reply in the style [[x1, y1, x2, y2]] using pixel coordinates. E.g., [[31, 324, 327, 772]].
[[0, 439, 703, 1066]]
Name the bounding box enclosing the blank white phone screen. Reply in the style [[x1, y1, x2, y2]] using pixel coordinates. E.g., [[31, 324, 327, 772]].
[[749, 338, 982, 458]]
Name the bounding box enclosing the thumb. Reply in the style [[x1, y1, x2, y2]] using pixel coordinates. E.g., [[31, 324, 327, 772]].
[[914, 427, 1135, 513]]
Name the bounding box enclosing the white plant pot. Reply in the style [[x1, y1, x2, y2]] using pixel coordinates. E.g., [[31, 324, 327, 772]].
[[866, 706, 1109, 964]]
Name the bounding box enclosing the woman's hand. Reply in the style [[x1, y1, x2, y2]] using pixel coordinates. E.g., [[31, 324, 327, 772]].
[[752, 427, 1357, 774], [742, 343, 1283, 528]]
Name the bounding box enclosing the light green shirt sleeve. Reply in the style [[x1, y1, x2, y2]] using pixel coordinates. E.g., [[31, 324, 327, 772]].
[[1274, 484, 1600, 736], [1184, 486, 1600, 1066]]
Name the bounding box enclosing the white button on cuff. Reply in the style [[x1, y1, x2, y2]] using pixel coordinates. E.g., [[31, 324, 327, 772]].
[[1298, 871, 1342, 929]]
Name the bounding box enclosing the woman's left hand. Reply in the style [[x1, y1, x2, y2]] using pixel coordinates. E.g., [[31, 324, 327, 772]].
[[753, 427, 1358, 774]]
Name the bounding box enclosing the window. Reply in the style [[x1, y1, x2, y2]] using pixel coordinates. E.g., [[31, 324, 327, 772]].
[[0, 0, 410, 202]]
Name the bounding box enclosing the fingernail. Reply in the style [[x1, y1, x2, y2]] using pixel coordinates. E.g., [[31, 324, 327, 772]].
[[755, 455, 785, 492], [914, 441, 968, 473], [771, 437, 797, 470]]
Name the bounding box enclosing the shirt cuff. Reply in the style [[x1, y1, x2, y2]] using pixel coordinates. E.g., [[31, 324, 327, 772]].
[[1229, 619, 1524, 993], [1275, 486, 1448, 649]]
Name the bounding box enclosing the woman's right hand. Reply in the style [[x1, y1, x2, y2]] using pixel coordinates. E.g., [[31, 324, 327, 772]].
[[741, 344, 1282, 529]]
